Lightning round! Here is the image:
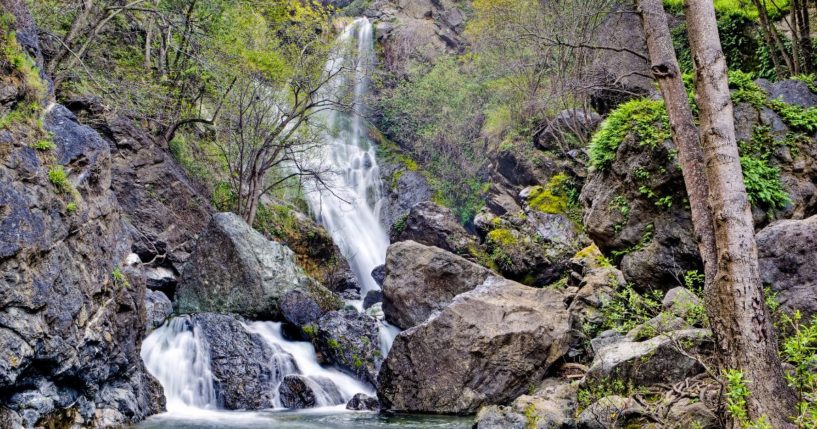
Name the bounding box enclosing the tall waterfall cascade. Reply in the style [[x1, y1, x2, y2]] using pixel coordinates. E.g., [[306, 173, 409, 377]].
[[303, 18, 399, 350], [140, 18, 397, 415]]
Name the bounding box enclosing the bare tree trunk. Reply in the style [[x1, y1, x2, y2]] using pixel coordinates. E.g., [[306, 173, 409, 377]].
[[637, 0, 717, 283], [685, 0, 797, 427], [797, 0, 814, 73], [752, 0, 796, 76]]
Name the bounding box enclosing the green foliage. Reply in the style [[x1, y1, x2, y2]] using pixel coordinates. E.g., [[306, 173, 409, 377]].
[[48, 166, 71, 194], [598, 283, 663, 335], [32, 137, 56, 151], [739, 156, 789, 210], [611, 223, 654, 261], [66, 202, 77, 214], [327, 338, 341, 350], [768, 99, 817, 132], [792, 74, 817, 94], [724, 370, 773, 429], [577, 378, 636, 414], [302, 324, 317, 338], [393, 215, 408, 235], [779, 311, 817, 427], [112, 266, 130, 289], [588, 99, 670, 170], [683, 270, 705, 292], [729, 70, 767, 107], [526, 173, 575, 215]]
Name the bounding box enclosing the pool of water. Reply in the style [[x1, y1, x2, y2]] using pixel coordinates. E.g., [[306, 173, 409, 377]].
[[134, 407, 473, 429]]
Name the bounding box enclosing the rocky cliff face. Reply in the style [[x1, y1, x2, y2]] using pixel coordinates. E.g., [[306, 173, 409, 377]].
[[0, 3, 221, 425]]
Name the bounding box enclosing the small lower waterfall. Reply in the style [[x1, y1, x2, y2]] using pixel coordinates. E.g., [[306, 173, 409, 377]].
[[140, 317, 218, 411]]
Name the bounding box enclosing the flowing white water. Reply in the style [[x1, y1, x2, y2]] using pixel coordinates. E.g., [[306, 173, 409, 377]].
[[140, 317, 218, 411], [303, 18, 398, 350]]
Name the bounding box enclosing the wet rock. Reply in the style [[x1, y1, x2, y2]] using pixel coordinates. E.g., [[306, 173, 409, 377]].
[[278, 375, 344, 409], [389, 201, 478, 258], [346, 393, 379, 411], [371, 264, 386, 287], [176, 212, 342, 320], [757, 215, 817, 319], [378, 277, 572, 414], [145, 289, 172, 331], [279, 289, 324, 327], [191, 313, 296, 410], [587, 329, 713, 386], [382, 241, 494, 329], [313, 309, 382, 386], [474, 379, 578, 429], [363, 290, 382, 310], [577, 395, 646, 429]]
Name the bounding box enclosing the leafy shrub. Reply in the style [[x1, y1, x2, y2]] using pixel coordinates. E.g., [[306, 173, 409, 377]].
[[739, 156, 789, 210], [598, 283, 663, 335], [780, 312, 817, 427], [588, 99, 670, 170], [48, 166, 71, 194]]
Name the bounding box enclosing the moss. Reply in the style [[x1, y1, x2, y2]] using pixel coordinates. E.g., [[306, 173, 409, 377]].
[[302, 324, 317, 338], [32, 137, 56, 151], [589, 99, 671, 170], [66, 202, 77, 214], [486, 228, 517, 247], [526, 173, 571, 214], [327, 338, 341, 350]]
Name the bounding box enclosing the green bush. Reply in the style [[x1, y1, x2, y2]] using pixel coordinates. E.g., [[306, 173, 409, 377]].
[[588, 99, 670, 170], [740, 156, 789, 210]]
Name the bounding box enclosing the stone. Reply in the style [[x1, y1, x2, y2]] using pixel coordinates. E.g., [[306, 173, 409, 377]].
[[577, 395, 646, 429], [363, 290, 382, 310], [346, 393, 379, 411], [191, 313, 297, 410], [278, 375, 344, 409], [176, 212, 342, 320], [144, 289, 172, 331], [474, 379, 577, 429], [378, 277, 572, 414], [757, 215, 817, 319], [313, 309, 382, 386], [382, 241, 494, 329], [279, 289, 323, 327], [587, 329, 713, 386], [389, 201, 478, 258], [379, 166, 433, 230], [371, 264, 386, 287], [666, 398, 719, 429], [662, 287, 703, 318]]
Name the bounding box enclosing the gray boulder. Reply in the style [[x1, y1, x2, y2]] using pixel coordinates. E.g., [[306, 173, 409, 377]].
[[145, 289, 172, 331], [312, 309, 382, 386], [662, 287, 703, 318], [586, 329, 713, 386], [757, 215, 817, 319], [278, 375, 344, 409], [191, 313, 297, 410], [363, 290, 382, 310], [279, 289, 323, 327], [379, 165, 433, 230], [371, 264, 386, 287], [346, 393, 379, 411], [382, 241, 494, 329], [474, 379, 578, 429], [389, 201, 478, 257], [176, 212, 342, 320], [378, 276, 572, 414]]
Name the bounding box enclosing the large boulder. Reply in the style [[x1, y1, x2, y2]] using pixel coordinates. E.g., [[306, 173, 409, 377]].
[[377, 277, 572, 414], [389, 201, 478, 258], [757, 215, 817, 319], [176, 212, 342, 320], [474, 379, 578, 429], [586, 329, 713, 386], [311, 309, 382, 386], [382, 241, 494, 329], [191, 313, 297, 410], [379, 165, 433, 231], [346, 393, 380, 411]]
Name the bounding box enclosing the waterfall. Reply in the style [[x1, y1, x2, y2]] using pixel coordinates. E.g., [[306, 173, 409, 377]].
[[140, 317, 218, 411], [140, 18, 397, 417], [306, 17, 388, 300]]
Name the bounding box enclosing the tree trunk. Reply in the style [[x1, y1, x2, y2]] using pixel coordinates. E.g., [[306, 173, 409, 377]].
[[685, 0, 797, 427], [751, 0, 796, 77], [637, 0, 717, 283]]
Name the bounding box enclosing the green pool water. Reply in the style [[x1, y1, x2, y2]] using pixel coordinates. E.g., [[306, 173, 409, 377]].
[[134, 408, 473, 429]]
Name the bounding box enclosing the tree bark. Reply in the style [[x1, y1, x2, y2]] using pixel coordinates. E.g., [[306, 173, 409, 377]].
[[637, 0, 717, 284], [685, 0, 797, 427]]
